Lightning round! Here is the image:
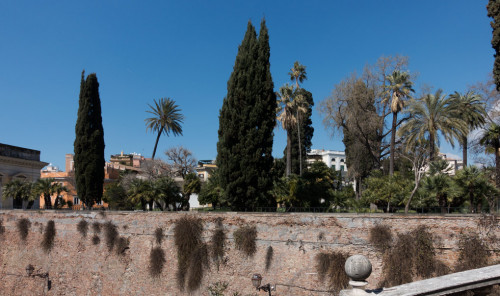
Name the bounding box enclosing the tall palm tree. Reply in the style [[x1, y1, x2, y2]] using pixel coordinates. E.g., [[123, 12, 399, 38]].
[[289, 61, 307, 89], [398, 89, 468, 162], [145, 98, 184, 159], [34, 178, 57, 209], [479, 123, 500, 189], [384, 70, 414, 175], [449, 91, 487, 167], [277, 84, 296, 176], [289, 62, 308, 175]]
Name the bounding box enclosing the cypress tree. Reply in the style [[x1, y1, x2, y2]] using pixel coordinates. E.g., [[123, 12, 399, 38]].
[[488, 0, 500, 90], [216, 19, 276, 210], [285, 88, 314, 175], [74, 71, 105, 208]]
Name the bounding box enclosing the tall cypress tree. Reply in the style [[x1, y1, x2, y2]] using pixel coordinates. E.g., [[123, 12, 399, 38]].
[[216, 20, 276, 210], [488, 0, 500, 91], [285, 88, 314, 175], [74, 71, 105, 208]]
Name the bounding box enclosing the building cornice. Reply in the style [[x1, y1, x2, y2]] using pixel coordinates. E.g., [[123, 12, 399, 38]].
[[0, 155, 48, 170]]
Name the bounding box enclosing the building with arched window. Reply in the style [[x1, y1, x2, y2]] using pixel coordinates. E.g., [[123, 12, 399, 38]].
[[0, 143, 48, 209]]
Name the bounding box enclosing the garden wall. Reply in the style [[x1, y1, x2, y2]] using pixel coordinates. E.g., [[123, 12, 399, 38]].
[[0, 211, 498, 296]]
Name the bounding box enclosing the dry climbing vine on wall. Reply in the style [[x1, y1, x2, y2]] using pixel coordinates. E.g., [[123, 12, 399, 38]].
[[174, 216, 208, 292]]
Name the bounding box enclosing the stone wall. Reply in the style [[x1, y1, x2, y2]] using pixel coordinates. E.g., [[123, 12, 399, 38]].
[[0, 211, 498, 296]]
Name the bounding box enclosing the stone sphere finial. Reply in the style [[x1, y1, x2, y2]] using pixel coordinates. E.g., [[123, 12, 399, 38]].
[[344, 255, 372, 282]]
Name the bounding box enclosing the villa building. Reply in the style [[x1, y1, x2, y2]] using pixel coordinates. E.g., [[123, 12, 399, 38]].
[[0, 143, 48, 209], [306, 149, 347, 172], [195, 160, 217, 182]]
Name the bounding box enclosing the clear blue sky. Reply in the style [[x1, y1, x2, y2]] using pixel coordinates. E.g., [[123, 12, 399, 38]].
[[0, 0, 493, 169]]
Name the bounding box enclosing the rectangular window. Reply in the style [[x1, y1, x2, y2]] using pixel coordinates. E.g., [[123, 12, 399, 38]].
[[73, 196, 80, 205], [340, 165, 345, 171]]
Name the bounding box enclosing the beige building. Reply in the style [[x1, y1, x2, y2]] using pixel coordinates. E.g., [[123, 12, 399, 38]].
[[0, 143, 48, 209]]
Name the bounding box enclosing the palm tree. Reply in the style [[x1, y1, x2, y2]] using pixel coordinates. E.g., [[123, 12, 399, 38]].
[[145, 98, 184, 159], [449, 91, 487, 167], [127, 178, 154, 211], [384, 70, 414, 175], [2, 180, 36, 209], [292, 92, 309, 176], [398, 89, 468, 162], [289, 61, 308, 175], [479, 123, 500, 189], [289, 61, 307, 89], [454, 166, 498, 213], [52, 183, 68, 209], [34, 178, 58, 209], [276, 84, 296, 176]]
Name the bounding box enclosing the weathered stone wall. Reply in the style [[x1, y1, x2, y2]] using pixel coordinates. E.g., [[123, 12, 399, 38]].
[[0, 211, 498, 296]]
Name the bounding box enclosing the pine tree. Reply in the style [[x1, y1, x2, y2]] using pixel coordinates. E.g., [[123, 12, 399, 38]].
[[216, 19, 276, 210], [74, 71, 105, 208], [285, 88, 314, 175], [488, 0, 500, 91]]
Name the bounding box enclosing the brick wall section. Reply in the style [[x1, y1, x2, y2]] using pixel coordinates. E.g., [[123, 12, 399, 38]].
[[0, 211, 498, 296]]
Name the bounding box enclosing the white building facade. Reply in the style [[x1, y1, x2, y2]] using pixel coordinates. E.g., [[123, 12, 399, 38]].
[[307, 149, 347, 172]]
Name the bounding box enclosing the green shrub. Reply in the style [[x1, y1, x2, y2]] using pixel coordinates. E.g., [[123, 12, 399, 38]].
[[77, 219, 88, 238], [17, 218, 31, 241], [455, 232, 490, 272], [149, 247, 166, 278], [233, 225, 257, 257], [208, 281, 229, 296], [41, 220, 56, 252], [315, 251, 349, 294]]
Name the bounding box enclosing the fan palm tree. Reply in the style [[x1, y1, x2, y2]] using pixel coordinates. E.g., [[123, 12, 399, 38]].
[[2, 180, 36, 209], [479, 123, 500, 189], [52, 182, 68, 209], [145, 98, 184, 159], [398, 89, 468, 162], [384, 70, 414, 175], [289, 61, 307, 89], [127, 178, 154, 211], [277, 84, 296, 176], [34, 178, 58, 209], [454, 166, 498, 213], [449, 91, 487, 167]]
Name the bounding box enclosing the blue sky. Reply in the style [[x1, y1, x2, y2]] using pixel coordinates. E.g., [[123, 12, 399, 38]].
[[0, 1, 493, 169]]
